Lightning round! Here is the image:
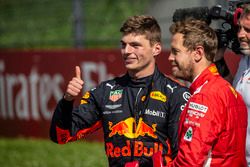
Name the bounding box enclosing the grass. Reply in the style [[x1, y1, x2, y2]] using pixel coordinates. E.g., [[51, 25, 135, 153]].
[[0, 137, 108, 167]]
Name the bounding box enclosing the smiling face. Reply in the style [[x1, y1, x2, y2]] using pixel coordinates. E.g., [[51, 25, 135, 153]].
[[120, 33, 161, 78], [169, 33, 194, 82]]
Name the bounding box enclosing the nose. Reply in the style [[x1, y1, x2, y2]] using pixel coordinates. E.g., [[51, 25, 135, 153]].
[[238, 27, 246, 38], [123, 44, 133, 54], [168, 52, 174, 62]]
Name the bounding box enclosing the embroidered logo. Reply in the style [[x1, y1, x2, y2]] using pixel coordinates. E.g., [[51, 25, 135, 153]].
[[109, 90, 123, 102], [150, 91, 167, 102], [81, 91, 90, 104], [106, 83, 115, 89], [184, 127, 193, 142], [188, 102, 208, 113], [82, 91, 90, 99]]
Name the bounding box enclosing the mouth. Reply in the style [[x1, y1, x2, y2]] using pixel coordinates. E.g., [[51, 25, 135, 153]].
[[171, 64, 179, 71], [124, 57, 136, 64], [239, 41, 250, 48], [171, 62, 178, 67]]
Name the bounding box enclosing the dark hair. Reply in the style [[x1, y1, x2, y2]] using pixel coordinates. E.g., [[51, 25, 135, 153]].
[[120, 15, 161, 45], [169, 19, 218, 61]]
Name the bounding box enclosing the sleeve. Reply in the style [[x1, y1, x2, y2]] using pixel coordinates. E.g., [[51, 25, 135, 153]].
[[167, 87, 190, 159], [169, 94, 224, 166], [49, 85, 104, 144]]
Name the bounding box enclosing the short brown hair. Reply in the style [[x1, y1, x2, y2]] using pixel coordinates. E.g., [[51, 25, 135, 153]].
[[120, 15, 161, 45], [169, 19, 218, 61]]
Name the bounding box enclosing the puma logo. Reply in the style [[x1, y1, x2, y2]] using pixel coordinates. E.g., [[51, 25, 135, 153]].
[[166, 84, 177, 93], [106, 83, 115, 89]]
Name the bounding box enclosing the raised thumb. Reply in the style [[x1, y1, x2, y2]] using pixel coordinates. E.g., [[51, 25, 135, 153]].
[[75, 66, 81, 79]]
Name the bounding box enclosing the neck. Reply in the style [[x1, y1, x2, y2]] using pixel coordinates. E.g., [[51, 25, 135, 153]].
[[129, 64, 155, 79], [191, 61, 212, 82]]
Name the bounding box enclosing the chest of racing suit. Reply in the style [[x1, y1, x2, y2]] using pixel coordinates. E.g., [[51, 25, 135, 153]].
[[50, 67, 190, 167], [168, 64, 248, 167]]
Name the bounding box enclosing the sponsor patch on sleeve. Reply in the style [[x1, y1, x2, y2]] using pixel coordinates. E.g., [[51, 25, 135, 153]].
[[188, 102, 208, 113]]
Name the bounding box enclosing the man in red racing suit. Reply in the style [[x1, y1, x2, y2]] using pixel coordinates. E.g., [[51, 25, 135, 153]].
[[169, 64, 248, 166], [164, 19, 248, 166]]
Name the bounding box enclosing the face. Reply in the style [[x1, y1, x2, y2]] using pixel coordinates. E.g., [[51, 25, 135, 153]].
[[238, 14, 250, 55], [169, 33, 194, 81], [120, 33, 161, 78]]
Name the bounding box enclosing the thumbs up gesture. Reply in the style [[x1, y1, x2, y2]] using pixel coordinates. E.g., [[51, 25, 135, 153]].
[[64, 66, 84, 101]]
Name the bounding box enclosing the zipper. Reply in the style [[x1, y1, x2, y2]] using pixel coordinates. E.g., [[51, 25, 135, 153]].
[[134, 87, 142, 124], [131, 87, 142, 162]]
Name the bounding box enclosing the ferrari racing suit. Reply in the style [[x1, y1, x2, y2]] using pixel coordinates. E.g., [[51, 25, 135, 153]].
[[168, 64, 248, 166]]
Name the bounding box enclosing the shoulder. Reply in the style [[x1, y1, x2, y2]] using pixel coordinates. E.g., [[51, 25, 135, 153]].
[[98, 74, 127, 88], [163, 74, 189, 92], [196, 76, 237, 103], [156, 72, 187, 87], [155, 73, 190, 100]]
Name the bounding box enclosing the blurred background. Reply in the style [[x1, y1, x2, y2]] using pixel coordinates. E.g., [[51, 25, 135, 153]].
[[0, 0, 239, 167], [0, 0, 228, 49]]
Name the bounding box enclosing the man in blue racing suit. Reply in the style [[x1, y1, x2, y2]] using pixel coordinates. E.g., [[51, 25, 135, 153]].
[[50, 15, 190, 167]]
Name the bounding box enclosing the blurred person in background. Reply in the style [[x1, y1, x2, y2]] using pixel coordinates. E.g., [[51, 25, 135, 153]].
[[157, 19, 247, 166], [214, 4, 250, 166], [50, 15, 190, 167]]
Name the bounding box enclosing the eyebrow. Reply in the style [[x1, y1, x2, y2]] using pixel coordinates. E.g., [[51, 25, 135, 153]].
[[242, 25, 250, 31], [120, 40, 142, 46]]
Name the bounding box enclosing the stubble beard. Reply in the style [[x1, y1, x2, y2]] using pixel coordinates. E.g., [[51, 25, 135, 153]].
[[240, 47, 250, 56], [172, 63, 193, 82], [239, 39, 250, 56], [175, 69, 192, 82]]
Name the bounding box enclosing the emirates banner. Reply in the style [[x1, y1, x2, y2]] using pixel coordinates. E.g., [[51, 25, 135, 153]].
[[0, 49, 240, 140]]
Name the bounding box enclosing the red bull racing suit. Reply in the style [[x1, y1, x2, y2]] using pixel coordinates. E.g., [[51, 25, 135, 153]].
[[168, 64, 248, 167], [50, 67, 190, 167]]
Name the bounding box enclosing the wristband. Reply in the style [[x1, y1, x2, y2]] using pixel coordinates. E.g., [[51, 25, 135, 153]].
[[64, 93, 74, 101], [214, 58, 230, 77]]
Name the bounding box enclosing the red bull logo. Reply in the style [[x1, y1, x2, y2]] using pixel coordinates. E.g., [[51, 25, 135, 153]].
[[81, 91, 90, 104], [108, 117, 157, 139], [108, 121, 129, 137], [106, 140, 163, 158]]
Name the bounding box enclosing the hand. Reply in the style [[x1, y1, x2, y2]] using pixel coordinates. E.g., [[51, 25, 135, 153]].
[[64, 66, 84, 101]]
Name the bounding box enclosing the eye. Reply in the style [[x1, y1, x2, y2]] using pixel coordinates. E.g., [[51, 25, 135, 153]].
[[171, 48, 178, 55], [120, 41, 126, 49], [130, 42, 141, 48], [238, 25, 250, 33], [244, 27, 250, 33]]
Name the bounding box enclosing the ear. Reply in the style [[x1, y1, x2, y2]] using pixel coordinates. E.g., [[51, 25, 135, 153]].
[[193, 46, 204, 62], [152, 43, 162, 57]]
